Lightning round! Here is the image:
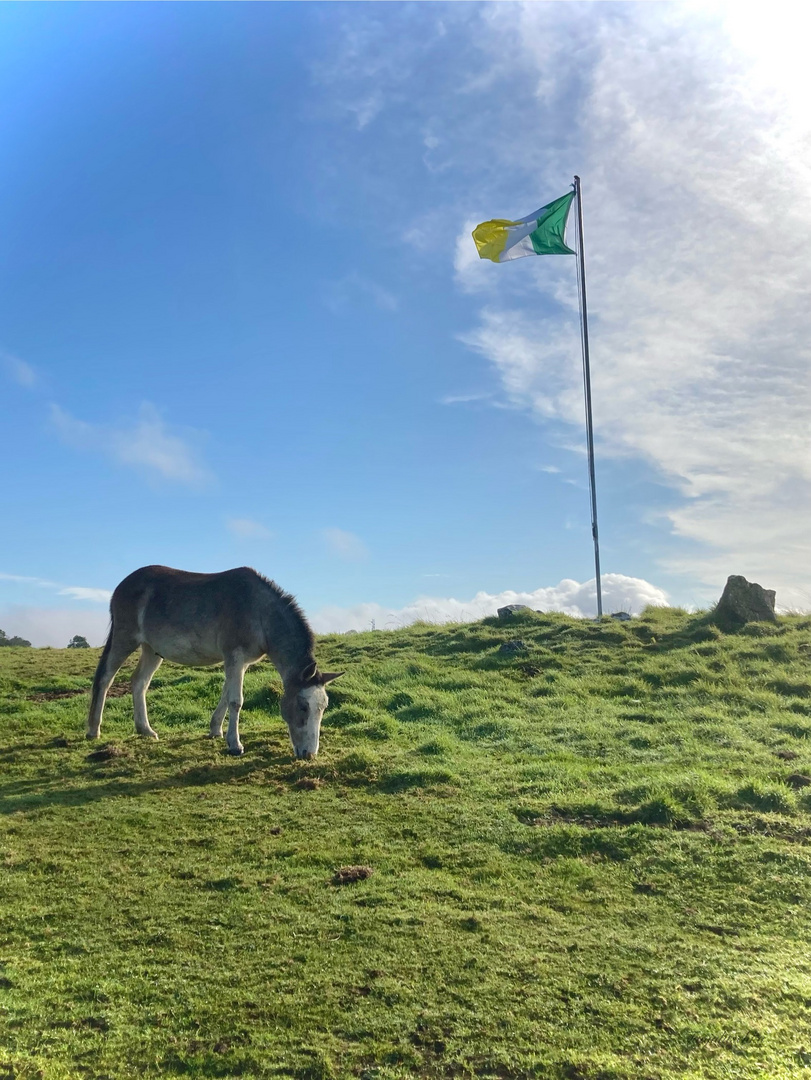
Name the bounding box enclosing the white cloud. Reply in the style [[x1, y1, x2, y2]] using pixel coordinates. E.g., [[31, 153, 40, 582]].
[[1, 350, 37, 388], [50, 402, 213, 487], [0, 606, 110, 649], [227, 517, 275, 541], [311, 573, 670, 633], [322, 527, 369, 561]]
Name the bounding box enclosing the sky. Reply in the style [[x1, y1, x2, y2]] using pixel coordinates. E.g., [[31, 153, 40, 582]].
[[2, 1, 810, 645]]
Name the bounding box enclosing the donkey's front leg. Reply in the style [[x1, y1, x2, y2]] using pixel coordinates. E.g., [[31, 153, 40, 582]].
[[223, 659, 248, 756]]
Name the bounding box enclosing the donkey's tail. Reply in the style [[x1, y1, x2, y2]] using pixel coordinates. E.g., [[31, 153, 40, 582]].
[[88, 617, 114, 727]]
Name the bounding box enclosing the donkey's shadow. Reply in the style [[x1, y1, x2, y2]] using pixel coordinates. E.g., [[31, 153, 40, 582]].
[[0, 737, 302, 816]]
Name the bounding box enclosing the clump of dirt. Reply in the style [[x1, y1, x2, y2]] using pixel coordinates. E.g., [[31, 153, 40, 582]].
[[50, 736, 71, 748], [786, 773, 811, 789], [294, 777, 324, 791], [777, 749, 800, 761], [86, 744, 129, 764], [332, 865, 373, 886]]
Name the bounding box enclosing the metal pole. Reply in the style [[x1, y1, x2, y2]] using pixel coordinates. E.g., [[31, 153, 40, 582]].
[[573, 175, 603, 619]]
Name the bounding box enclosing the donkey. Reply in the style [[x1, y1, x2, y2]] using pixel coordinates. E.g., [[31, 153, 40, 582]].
[[87, 565, 343, 757]]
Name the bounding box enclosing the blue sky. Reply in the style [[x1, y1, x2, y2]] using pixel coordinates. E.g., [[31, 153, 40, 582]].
[[2, 2, 810, 645]]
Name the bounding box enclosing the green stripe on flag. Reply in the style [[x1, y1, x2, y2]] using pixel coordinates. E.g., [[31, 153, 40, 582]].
[[529, 192, 576, 255]]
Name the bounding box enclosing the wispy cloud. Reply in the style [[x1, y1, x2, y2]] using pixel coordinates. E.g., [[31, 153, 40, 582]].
[[1, 350, 37, 388], [439, 391, 493, 406], [322, 527, 369, 561], [0, 572, 111, 605], [311, 573, 669, 633], [227, 517, 275, 541], [50, 402, 213, 488]]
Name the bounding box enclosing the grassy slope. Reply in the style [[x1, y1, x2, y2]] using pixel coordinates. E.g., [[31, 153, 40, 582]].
[[1, 608, 811, 1080]]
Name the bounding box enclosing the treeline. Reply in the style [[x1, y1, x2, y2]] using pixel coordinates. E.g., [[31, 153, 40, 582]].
[[0, 631, 91, 648]]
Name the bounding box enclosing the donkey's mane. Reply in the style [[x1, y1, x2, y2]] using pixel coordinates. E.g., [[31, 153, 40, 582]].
[[253, 569, 315, 655]]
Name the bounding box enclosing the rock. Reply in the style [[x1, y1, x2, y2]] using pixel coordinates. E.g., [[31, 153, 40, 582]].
[[497, 604, 531, 620], [714, 575, 776, 627], [786, 773, 811, 789], [499, 639, 529, 655], [611, 612, 632, 621]]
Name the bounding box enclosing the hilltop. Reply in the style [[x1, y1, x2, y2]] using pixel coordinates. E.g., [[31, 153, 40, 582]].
[[1, 607, 810, 1079]]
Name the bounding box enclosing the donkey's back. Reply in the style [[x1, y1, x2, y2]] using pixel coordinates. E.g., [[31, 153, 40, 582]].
[[112, 565, 268, 667]]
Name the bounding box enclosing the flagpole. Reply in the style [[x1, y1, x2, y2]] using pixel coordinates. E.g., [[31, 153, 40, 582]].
[[573, 175, 603, 619]]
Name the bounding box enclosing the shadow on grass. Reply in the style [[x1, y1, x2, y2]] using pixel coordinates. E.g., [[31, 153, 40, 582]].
[[0, 740, 299, 816]]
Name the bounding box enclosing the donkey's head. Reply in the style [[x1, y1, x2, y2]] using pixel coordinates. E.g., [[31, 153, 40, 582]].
[[281, 662, 344, 758]]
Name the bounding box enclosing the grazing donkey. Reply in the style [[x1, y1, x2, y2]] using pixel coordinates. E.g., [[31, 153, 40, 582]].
[[87, 565, 343, 757]]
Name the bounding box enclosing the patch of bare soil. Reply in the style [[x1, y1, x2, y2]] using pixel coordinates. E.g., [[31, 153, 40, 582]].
[[332, 865, 373, 885], [28, 689, 86, 702], [106, 681, 132, 698], [28, 680, 131, 702], [86, 744, 129, 764], [294, 777, 324, 791]]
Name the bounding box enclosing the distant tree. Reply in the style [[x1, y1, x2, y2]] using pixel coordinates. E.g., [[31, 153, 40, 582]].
[[67, 635, 91, 649], [0, 629, 33, 647]]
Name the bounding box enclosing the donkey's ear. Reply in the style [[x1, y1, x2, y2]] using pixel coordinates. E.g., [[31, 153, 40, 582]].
[[319, 671, 345, 684], [300, 661, 318, 683]]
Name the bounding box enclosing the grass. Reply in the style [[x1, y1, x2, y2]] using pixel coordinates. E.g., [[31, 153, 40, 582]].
[[1, 607, 811, 1078]]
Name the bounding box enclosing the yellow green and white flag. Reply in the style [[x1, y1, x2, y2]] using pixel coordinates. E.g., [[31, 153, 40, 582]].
[[472, 191, 575, 262]]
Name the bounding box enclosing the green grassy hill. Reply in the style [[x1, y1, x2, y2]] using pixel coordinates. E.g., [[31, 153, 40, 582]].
[[1, 607, 811, 1079]]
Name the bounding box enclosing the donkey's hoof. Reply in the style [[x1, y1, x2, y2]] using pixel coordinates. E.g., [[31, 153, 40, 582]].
[[227, 745, 244, 757], [86, 731, 100, 741]]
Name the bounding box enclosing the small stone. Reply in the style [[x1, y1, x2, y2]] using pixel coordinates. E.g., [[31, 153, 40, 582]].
[[497, 604, 531, 620], [499, 639, 529, 655]]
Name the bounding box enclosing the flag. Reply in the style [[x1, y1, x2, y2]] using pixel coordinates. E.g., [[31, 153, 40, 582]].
[[472, 191, 575, 262]]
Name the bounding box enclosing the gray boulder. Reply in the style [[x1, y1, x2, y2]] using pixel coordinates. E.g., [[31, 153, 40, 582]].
[[497, 604, 531, 620], [715, 575, 776, 626]]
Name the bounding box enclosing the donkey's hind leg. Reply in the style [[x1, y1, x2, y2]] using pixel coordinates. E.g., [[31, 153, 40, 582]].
[[223, 656, 248, 756], [209, 686, 228, 739], [87, 626, 137, 740], [132, 644, 163, 739]]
